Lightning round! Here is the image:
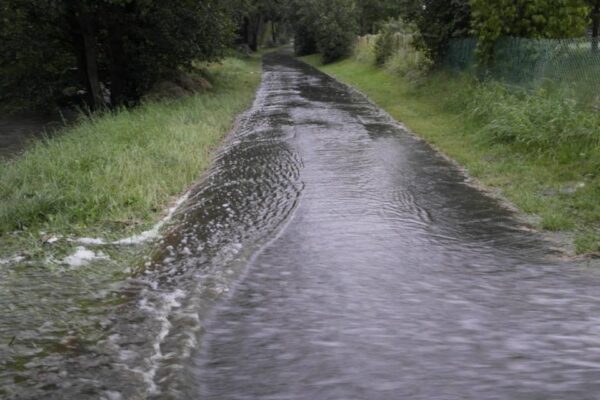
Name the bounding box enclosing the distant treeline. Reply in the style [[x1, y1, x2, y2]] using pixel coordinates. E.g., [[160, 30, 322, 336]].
[[0, 0, 290, 111], [2, 0, 599, 112]]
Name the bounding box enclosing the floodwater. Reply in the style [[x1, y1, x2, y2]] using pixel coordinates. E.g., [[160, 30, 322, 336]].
[[3, 51, 600, 399], [0, 112, 69, 159]]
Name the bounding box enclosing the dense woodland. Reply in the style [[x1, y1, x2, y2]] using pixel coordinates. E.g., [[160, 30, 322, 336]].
[[1, 0, 600, 112]]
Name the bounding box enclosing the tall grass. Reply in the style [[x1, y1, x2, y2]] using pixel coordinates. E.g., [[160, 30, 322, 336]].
[[353, 36, 376, 64], [0, 57, 261, 239], [469, 85, 600, 151]]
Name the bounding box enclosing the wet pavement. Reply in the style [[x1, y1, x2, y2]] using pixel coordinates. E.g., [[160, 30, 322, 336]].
[[3, 51, 600, 399]]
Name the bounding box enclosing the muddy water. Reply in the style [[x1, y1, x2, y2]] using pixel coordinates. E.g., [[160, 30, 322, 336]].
[[2, 51, 600, 399]]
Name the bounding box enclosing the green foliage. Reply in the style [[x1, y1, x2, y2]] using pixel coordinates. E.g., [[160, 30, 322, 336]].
[[353, 36, 376, 64], [468, 84, 600, 150], [471, 0, 591, 62], [290, 0, 358, 63], [315, 0, 359, 63], [0, 0, 240, 111], [374, 25, 397, 66], [238, 0, 291, 51], [412, 0, 472, 65], [354, 0, 419, 34], [374, 19, 417, 66], [0, 2, 75, 111], [445, 37, 600, 110]]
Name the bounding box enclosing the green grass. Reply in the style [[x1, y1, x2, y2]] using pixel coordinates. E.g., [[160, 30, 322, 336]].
[[302, 54, 600, 255], [0, 55, 262, 259]]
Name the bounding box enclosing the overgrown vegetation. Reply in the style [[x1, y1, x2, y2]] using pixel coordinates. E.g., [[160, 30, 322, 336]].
[[372, 18, 429, 75], [0, 56, 262, 256]]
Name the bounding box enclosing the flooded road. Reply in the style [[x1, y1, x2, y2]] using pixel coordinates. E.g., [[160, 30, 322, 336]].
[[3, 51, 600, 399]]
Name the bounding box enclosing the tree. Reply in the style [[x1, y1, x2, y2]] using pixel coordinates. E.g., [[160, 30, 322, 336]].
[[0, 1, 79, 110], [1, 0, 238, 111], [289, 0, 320, 56], [354, 0, 422, 35], [290, 0, 358, 63], [355, 0, 399, 35], [238, 0, 289, 51], [471, 0, 590, 61], [589, 0, 600, 51], [409, 0, 471, 65]]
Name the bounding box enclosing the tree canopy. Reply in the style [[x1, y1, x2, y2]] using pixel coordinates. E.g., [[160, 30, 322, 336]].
[[471, 0, 591, 60], [411, 0, 472, 64], [1, 0, 238, 110], [3, 0, 600, 111]]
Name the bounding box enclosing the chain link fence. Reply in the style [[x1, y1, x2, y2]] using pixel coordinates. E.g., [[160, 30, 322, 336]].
[[446, 37, 600, 91]]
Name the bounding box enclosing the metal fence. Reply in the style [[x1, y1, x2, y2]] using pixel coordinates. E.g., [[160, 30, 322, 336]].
[[446, 37, 600, 91]]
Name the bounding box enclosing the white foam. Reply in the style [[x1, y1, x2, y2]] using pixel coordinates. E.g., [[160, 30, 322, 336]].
[[62, 246, 108, 267], [119, 288, 186, 395], [100, 391, 123, 400], [73, 193, 189, 247], [77, 237, 107, 245], [0, 255, 25, 265]]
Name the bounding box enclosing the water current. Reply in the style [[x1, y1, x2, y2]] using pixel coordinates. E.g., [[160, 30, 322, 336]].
[[2, 51, 600, 399]]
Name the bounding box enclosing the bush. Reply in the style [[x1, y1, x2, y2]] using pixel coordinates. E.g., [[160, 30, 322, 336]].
[[291, 0, 358, 63], [353, 36, 376, 63], [374, 18, 418, 66], [316, 9, 358, 63], [412, 0, 471, 65], [374, 26, 396, 65]]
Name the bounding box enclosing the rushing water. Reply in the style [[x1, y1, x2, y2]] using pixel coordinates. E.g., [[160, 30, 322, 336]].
[[3, 50, 600, 399]]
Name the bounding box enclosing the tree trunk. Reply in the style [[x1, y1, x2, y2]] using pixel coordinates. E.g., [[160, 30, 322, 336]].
[[76, 12, 105, 109], [246, 14, 263, 52], [241, 17, 251, 46], [592, 2, 600, 53], [106, 21, 128, 106]]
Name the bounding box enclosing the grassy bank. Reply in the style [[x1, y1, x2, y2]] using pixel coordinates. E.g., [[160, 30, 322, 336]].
[[0, 55, 262, 260], [302, 54, 600, 255]]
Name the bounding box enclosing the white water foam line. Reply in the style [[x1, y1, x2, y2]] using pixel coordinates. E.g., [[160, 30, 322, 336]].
[[62, 246, 109, 268], [0, 255, 25, 265], [75, 192, 190, 247], [120, 288, 186, 396]]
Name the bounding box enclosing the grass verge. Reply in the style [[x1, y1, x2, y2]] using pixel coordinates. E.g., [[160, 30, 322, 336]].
[[0, 55, 262, 261], [302, 54, 600, 255]]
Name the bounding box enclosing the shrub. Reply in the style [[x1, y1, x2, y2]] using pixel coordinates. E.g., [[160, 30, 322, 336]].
[[374, 18, 422, 70], [314, 0, 358, 63], [374, 26, 396, 65], [353, 36, 376, 63], [291, 0, 358, 63]]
